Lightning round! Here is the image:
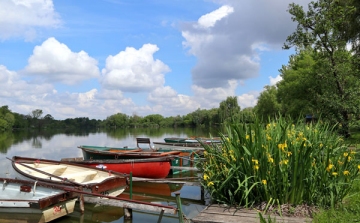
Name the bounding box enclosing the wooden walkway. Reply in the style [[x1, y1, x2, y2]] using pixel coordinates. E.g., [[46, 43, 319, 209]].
[[191, 205, 312, 223]]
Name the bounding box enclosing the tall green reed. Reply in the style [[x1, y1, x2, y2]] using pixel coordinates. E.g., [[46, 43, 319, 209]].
[[198, 116, 359, 208]]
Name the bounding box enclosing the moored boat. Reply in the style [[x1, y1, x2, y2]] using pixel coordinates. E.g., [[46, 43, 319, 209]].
[[10, 156, 128, 197], [79, 145, 180, 160], [0, 177, 77, 223], [61, 157, 172, 179], [164, 137, 221, 144], [137, 138, 203, 174]]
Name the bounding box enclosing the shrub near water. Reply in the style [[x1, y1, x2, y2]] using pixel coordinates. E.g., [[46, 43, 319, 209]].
[[198, 117, 360, 208]]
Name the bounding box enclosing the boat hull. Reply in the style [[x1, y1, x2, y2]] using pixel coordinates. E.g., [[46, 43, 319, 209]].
[[164, 137, 221, 144], [67, 158, 172, 179]]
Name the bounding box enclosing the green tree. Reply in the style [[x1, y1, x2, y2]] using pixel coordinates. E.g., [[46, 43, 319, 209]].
[[0, 106, 15, 131], [207, 108, 220, 126], [239, 107, 256, 123], [254, 85, 281, 120], [219, 96, 241, 124], [143, 114, 164, 127], [284, 0, 360, 136], [335, 0, 360, 55], [105, 113, 130, 128], [276, 50, 317, 119]]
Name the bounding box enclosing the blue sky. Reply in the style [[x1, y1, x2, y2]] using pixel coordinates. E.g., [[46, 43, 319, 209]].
[[0, 0, 309, 120]]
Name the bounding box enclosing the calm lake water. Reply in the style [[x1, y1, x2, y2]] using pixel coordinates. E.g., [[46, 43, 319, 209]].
[[0, 127, 219, 223]]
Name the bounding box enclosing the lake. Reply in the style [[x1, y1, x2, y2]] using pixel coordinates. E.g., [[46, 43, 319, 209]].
[[0, 127, 219, 223]]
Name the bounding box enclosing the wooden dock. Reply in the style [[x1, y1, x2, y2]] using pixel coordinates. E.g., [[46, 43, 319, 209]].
[[191, 205, 312, 223]]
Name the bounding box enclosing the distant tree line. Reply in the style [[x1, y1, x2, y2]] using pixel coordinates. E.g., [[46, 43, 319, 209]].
[[0, 96, 248, 131]]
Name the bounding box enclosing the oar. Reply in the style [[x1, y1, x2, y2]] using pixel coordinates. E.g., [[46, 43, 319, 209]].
[[6, 157, 85, 187], [61, 186, 178, 213]]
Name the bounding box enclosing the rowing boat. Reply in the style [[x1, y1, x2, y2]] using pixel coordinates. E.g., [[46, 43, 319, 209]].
[[79, 145, 180, 160], [61, 157, 172, 179], [10, 156, 128, 197], [0, 177, 77, 222]]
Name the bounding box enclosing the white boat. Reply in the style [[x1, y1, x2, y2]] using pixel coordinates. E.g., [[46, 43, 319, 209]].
[[0, 177, 77, 223], [10, 156, 128, 198]]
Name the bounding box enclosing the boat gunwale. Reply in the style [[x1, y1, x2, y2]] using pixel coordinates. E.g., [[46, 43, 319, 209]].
[[80, 147, 181, 157], [63, 157, 174, 164]]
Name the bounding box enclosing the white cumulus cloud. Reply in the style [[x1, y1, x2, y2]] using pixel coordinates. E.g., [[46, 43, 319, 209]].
[[24, 37, 100, 85], [101, 44, 170, 93]]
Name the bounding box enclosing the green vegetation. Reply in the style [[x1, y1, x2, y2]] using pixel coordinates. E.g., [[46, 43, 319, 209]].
[[198, 117, 359, 209], [312, 177, 360, 222], [255, 0, 360, 137]]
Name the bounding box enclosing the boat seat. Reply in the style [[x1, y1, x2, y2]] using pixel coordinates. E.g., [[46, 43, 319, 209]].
[[36, 165, 67, 173], [61, 170, 98, 182], [136, 137, 151, 149]]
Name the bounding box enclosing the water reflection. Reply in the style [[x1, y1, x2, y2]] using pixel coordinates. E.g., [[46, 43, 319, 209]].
[[0, 128, 214, 223], [64, 204, 125, 223]]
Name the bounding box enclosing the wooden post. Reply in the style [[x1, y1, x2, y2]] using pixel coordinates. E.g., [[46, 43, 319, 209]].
[[124, 207, 133, 220], [157, 208, 165, 223], [129, 172, 133, 199], [174, 192, 184, 223], [79, 194, 85, 214], [201, 185, 204, 203], [124, 172, 133, 220]]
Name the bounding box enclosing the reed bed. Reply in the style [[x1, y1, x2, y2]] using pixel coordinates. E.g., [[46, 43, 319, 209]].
[[198, 117, 359, 209]]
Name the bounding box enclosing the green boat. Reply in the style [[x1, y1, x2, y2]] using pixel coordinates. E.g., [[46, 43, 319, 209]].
[[78, 145, 140, 160], [137, 138, 203, 175], [164, 137, 221, 144]]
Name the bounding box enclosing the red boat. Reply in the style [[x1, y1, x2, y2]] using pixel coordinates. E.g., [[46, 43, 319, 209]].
[[63, 157, 172, 179]]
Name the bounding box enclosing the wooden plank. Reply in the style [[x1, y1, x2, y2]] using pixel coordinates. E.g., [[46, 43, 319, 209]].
[[192, 205, 312, 223], [83, 196, 177, 215]]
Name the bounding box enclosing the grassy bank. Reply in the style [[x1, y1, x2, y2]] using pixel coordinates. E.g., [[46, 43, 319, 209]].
[[197, 117, 360, 222], [312, 178, 360, 222], [312, 143, 360, 222]]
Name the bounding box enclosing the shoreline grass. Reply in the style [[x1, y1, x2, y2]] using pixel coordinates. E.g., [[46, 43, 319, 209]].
[[197, 116, 360, 222]]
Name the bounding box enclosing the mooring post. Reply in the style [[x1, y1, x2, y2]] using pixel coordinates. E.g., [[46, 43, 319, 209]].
[[124, 207, 133, 220], [174, 192, 184, 223], [129, 172, 133, 199], [157, 208, 165, 223], [201, 185, 204, 202], [79, 194, 85, 214], [124, 172, 133, 220]]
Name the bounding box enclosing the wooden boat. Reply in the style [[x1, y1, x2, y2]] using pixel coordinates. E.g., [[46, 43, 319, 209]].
[[10, 156, 128, 197], [137, 138, 203, 175], [61, 157, 172, 179], [0, 177, 78, 223], [79, 145, 181, 160], [79, 145, 140, 153], [164, 137, 221, 144]]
